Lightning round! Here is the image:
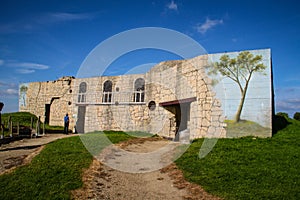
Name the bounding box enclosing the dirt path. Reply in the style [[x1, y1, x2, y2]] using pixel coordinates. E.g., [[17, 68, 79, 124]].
[[72, 138, 221, 200], [0, 134, 74, 174], [0, 135, 221, 199]]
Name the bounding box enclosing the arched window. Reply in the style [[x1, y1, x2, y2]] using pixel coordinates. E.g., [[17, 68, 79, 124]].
[[134, 78, 145, 102], [78, 82, 87, 102], [103, 80, 113, 103]]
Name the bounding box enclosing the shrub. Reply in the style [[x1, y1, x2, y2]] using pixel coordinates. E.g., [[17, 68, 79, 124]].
[[293, 112, 300, 121], [276, 112, 289, 119]]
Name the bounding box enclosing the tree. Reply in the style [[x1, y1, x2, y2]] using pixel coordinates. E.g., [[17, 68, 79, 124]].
[[277, 112, 289, 119], [213, 51, 267, 122], [293, 112, 300, 121]]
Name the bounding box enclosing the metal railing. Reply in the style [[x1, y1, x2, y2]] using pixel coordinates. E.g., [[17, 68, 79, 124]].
[[76, 91, 145, 105]]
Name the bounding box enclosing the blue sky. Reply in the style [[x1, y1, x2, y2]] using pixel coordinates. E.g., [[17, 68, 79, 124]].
[[0, 0, 299, 117]]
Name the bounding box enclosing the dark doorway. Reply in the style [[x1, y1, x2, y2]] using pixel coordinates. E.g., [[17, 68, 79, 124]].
[[159, 97, 195, 141], [173, 103, 190, 141], [177, 103, 190, 131], [45, 104, 51, 124], [76, 106, 86, 133]]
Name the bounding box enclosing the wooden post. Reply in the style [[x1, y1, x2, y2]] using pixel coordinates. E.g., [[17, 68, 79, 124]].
[[17, 122, 20, 136], [10, 120, 13, 137], [37, 116, 41, 136], [31, 117, 33, 129], [43, 117, 45, 135], [1, 126, 3, 139], [35, 119, 38, 137], [8, 116, 11, 129]]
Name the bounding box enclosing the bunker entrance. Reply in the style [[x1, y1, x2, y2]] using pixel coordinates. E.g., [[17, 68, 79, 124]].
[[159, 97, 196, 141], [45, 97, 60, 125], [76, 106, 86, 133], [45, 104, 50, 124]]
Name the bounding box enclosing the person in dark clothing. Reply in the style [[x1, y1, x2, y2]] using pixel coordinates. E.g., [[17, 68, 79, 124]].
[[64, 113, 69, 134]]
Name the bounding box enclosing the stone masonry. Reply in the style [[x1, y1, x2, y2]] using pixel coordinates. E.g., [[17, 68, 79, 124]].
[[20, 49, 273, 139]]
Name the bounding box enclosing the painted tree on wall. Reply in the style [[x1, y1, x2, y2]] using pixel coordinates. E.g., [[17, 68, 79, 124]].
[[213, 51, 267, 122], [19, 85, 28, 106]]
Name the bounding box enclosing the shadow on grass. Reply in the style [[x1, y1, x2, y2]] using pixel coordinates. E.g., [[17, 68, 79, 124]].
[[272, 115, 290, 136]]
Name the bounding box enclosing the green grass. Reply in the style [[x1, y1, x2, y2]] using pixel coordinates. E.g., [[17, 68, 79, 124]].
[[176, 118, 300, 199], [0, 131, 137, 199], [79, 130, 154, 156], [1, 111, 299, 199], [0, 136, 92, 199], [79, 130, 136, 156], [2, 112, 38, 127]]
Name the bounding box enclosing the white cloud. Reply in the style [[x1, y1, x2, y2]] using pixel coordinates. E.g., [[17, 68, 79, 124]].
[[0, 81, 17, 87], [0, 12, 95, 34], [167, 1, 178, 11], [196, 18, 224, 34], [46, 12, 94, 23], [3, 60, 49, 74], [276, 86, 300, 116], [0, 81, 18, 96], [0, 60, 4, 66], [11, 62, 49, 70], [15, 69, 36, 74], [6, 88, 18, 95]]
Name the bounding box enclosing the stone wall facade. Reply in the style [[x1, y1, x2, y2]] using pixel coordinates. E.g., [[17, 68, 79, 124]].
[[20, 76, 75, 128], [19, 49, 273, 139]]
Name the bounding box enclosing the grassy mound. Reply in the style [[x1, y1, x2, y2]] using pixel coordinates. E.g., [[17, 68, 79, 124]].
[[2, 112, 38, 127], [0, 136, 93, 199], [0, 131, 136, 199], [175, 118, 300, 199], [1, 112, 63, 136]]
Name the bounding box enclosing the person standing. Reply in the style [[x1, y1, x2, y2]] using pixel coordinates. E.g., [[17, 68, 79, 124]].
[[64, 113, 69, 134]]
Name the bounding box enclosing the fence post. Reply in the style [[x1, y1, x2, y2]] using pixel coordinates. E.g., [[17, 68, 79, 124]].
[[8, 116, 11, 129], [31, 117, 33, 129], [17, 121, 20, 136], [36, 116, 40, 136], [43, 117, 45, 135], [1, 126, 3, 139], [9, 120, 13, 137], [35, 119, 38, 137]]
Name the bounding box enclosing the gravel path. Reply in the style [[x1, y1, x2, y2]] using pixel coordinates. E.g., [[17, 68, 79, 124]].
[[72, 138, 222, 200]]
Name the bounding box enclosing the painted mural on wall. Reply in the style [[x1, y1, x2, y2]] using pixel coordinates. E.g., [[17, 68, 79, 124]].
[[207, 49, 272, 137], [19, 83, 28, 108]]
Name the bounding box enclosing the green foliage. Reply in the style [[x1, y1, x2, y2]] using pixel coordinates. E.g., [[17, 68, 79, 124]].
[[293, 112, 300, 121], [176, 119, 300, 199], [276, 112, 289, 119], [0, 136, 93, 200], [213, 51, 267, 87], [19, 85, 28, 93]]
